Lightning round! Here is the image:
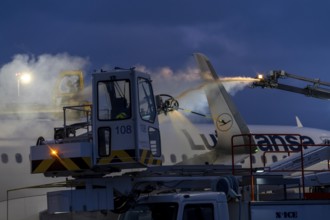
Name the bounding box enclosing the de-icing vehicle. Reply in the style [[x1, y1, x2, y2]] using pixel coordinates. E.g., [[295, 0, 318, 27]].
[[31, 68, 178, 177]]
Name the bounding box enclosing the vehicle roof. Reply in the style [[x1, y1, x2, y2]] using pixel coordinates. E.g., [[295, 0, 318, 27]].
[[136, 191, 227, 204]]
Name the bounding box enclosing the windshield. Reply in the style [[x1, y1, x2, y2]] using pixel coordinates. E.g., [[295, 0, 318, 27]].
[[120, 203, 178, 220], [97, 79, 131, 120]]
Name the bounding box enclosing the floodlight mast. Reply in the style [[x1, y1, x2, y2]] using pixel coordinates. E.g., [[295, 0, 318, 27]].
[[16, 72, 32, 97], [252, 70, 330, 99]]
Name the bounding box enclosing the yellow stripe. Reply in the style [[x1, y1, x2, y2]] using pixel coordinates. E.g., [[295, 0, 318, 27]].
[[115, 151, 135, 162], [33, 159, 55, 173], [156, 159, 162, 165], [97, 150, 161, 166], [138, 150, 162, 166], [98, 150, 135, 165], [59, 158, 80, 171], [147, 154, 154, 165], [98, 154, 115, 164], [140, 150, 148, 163], [82, 157, 92, 167]]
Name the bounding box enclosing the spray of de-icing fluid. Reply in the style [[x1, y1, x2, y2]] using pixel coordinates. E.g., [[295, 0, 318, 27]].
[[0, 55, 258, 141]]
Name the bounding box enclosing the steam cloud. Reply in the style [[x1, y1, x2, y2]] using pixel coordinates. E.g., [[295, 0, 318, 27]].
[[0, 53, 88, 106], [0, 53, 89, 141], [0, 55, 254, 141], [220, 77, 259, 95], [137, 65, 256, 114]]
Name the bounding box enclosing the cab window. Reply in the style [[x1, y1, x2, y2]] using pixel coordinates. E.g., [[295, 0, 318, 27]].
[[98, 127, 110, 157], [98, 80, 131, 120], [119, 202, 178, 220], [138, 77, 156, 123], [183, 203, 214, 220]]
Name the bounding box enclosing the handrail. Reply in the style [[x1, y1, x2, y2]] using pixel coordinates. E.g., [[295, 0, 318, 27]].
[[231, 133, 306, 200]]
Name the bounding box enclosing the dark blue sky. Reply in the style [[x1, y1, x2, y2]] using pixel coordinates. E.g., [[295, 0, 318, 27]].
[[2, 0, 330, 129]]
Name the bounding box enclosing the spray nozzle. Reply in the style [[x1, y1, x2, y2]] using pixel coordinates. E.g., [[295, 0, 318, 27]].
[[155, 94, 179, 115]]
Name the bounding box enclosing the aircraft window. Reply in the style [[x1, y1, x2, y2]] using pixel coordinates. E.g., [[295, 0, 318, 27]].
[[1, 154, 8, 163], [15, 153, 23, 163], [323, 139, 330, 145], [251, 155, 256, 164], [240, 160, 245, 164], [272, 155, 278, 163], [182, 154, 188, 161], [283, 155, 287, 159], [261, 155, 267, 165], [170, 154, 177, 163]]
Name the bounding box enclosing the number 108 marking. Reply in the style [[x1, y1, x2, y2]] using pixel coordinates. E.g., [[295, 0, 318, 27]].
[[115, 125, 132, 134]]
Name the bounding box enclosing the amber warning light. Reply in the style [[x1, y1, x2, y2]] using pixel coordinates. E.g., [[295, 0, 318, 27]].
[[49, 148, 60, 158]]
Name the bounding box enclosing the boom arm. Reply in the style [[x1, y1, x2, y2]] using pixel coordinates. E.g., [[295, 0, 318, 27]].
[[252, 70, 330, 99]]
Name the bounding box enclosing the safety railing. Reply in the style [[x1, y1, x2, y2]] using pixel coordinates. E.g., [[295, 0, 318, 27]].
[[54, 104, 92, 142], [231, 133, 306, 201]]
